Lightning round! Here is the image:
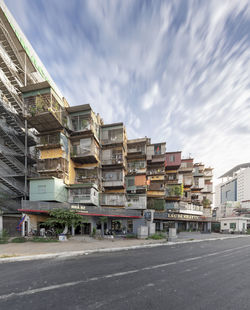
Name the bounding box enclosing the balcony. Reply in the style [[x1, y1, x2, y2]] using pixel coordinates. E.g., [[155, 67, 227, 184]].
[[70, 116, 91, 132], [148, 175, 165, 182], [147, 182, 164, 191], [204, 169, 213, 177], [100, 193, 126, 207], [71, 143, 99, 163], [37, 158, 68, 177], [165, 178, 179, 184], [22, 82, 64, 132], [147, 198, 165, 211], [68, 187, 98, 206], [102, 170, 125, 188], [147, 168, 165, 176], [75, 168, 100, 185], [101, 150, 125, 167], [100, 125, 124, 146], [202, 184, 213, 193], [127, 143, 146, 158], [183, 179, 193, 187], [127, 161, 146, 174], [37, 133, 61, 149], [125, 195, 147, 210], [102, 180, 124, 188], [147, 191, 165, 198], [165, 185, 182, 199]]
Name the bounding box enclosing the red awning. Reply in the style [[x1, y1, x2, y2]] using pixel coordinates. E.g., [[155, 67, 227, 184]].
[[18, 209, 142, 219]]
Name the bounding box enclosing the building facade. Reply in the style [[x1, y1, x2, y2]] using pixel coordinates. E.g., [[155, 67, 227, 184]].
[[0, 0, 214, 236]]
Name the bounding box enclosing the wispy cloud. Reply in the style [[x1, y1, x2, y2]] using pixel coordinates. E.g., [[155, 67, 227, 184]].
[[5, 0, 250, 180]]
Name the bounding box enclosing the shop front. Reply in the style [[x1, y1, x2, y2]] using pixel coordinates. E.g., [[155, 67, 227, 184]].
[[154, 211, 212, 233], [19, 201, 143, 236]]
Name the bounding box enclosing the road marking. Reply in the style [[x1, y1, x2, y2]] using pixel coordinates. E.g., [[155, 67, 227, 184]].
[[0, 244, 250, 301]]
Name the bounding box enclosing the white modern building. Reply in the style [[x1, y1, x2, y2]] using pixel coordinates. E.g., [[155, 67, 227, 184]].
[[220, 217, 248, 234], [215, 164, 250, 219]]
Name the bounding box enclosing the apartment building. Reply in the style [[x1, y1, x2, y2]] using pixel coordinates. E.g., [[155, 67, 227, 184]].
[[154, 156, 213, 233], [126, 138, 148, 211], [0, 0, 214, 236], [146, 142, 166, 212]]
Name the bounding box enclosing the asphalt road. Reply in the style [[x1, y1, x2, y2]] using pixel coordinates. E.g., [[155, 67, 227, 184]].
[[1, 237, 250, 310]]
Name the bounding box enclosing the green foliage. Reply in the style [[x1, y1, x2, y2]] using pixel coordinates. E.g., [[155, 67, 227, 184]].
[[203, 198, 211, 207], [99, 216, 108, 223], [45, 209, 84, 231], [0, 230, 9, 244], [35, 95, 47, 113], [147, 199, 165, 211], [30, 237, 58, 243], [148, 233, 166, 240], [126, 234, 136, 239], [92, 227, 96, 237], [166, 185, 182, 197], [11, 237, 27, 243]]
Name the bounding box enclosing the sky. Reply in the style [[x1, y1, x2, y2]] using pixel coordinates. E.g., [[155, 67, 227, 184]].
[[5, 0, 250, 182]]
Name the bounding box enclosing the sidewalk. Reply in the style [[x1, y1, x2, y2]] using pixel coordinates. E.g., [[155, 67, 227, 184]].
[[0, 233, 249, 262]]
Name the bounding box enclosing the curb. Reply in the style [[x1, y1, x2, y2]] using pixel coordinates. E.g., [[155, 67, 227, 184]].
[[0, 235, 249, 264]]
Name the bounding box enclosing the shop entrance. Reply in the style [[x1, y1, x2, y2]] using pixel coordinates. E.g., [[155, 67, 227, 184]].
[[75, 223, 91, 235], [111, 220, 122, 234]]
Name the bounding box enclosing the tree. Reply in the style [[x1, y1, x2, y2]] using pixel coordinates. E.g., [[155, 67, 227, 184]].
[[45, 209, 84, 235]]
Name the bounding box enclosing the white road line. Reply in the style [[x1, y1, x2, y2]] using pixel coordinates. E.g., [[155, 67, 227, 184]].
[[0, 244, 250, 301]]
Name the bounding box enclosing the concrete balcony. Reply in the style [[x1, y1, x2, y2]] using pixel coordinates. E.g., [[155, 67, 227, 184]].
[[68, 193, 98, 206], [71, 144, 99, 164], [102, 180, 125, 188], [36, 133, 61, 150], [147, 190, 165, 198], [179, 166, 193, 172], [147, 169, 165, 176], [125, 195, 147, 210], [100, 193, 126, 207], [101, 157, 125, 167], [201, 184, 213, 193], [68, 186, 98, 206], [37, 158, 68, 176]]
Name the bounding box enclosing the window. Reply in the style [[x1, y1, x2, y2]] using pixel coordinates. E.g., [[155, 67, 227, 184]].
[[38, 185, 46, 194], [170, 155, 175, 162], [154, 144, 161, 155], [230, 223, 236, 229], [128, 178, 135, 187]]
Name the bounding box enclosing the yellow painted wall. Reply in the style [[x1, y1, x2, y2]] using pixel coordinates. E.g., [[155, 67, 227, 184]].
[[40, 148, 64, 159], [104, 189, 125, 194], [68, 160, 99, 185], [148, 175, 165, 181], [147, 191, 164, 197], [29, 214, 48, 229]]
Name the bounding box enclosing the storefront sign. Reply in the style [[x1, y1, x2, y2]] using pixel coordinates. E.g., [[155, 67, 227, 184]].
[[70, 205, 88, 213], [167, 213, 200, 221]]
